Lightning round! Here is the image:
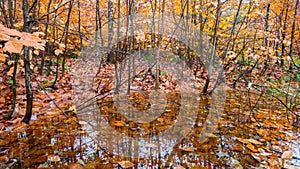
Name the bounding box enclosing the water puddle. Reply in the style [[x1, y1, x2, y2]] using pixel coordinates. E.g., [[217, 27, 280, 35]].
[[0, 90, 299, 168]]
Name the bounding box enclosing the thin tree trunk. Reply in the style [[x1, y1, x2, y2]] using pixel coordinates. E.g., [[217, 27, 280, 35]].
[[61, 0, 73, 76], [264, 3, 270, 47], [289, 0, 299, 68], [39, 0, 52, 74], [8, 0, 14, 28], [107, 0, 114, 63], [22, 0, 33, 124], [78, 0, 82, 49], [0, 0, 10, 27], [6, 55, 18, 119], [211, 0, 243, 92], [202, 0, 221, 93], [281, 2, 289, 67]]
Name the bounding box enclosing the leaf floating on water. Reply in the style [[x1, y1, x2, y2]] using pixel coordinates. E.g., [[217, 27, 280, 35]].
[[247, 139, 263, 145], [68, 163, 83, 169], [112, 120, 126, 127], [205, 133, 218, 138], [250, 153, 262, 162], [180, 147, 195, 152], [229, 157, 243, 169], [79, 121, 88, 125], [173, 164, 185, 169], [47, 155, 60, 162], [145, 143, 158, 148], [246, 143, 258, 152], [281, 150, 293, 159], [267, 158, 279, 166], [237, 137, 248, 144], [118, 160, 134, 168]]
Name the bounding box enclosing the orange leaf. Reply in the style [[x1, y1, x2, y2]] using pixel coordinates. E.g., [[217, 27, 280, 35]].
[[247, 139, 263, 145], [118, 161, 134, 168], [0, 53, 7, 62], [55, 49, 63, 56], [3, 39, 23, 53], [246, 143, 258, 152], [0, 34, 10, 41]]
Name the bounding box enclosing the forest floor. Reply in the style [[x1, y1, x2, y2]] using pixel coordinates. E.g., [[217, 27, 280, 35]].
[[0, 57, 299, 168]]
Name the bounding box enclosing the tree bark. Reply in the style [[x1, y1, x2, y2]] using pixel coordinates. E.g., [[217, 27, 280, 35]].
[[22, 0, 33, 124]]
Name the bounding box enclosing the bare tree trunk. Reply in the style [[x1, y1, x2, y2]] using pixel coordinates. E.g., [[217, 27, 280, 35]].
[[22, 0, 33, 124], [8, 0, 14, 28], [39, 0, 52, 74], [78, 0, 82, 50], [0, 0, 10, 27], [6, 55, 18, 119], [107, 0, 114, 63], [264, 3, 270, 47], [202, 0, 221, 93], [211, 0, 243, 92], [289, 0, 299, 68], [127, 0, 135, 94], [61, 0, 73, 76], [115, 0, 121, 93], [281, 2, 289, 67]]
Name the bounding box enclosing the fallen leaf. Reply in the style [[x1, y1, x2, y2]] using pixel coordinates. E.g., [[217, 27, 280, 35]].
[[173, 164, 185, 169], [281, 150, 293, 160], [247, 139, 263, 145], [246, 143, 258, 152], [180, 147, 195, 152], [250, 153, 262, 162], [145, 143, 158, 148], [47, 155, 60, 162], [267, 158, 279, 166], [112, 120, 126, 127], [237, 137, 248, 144], [118, 160, 134, 168], [68, 163, 83, 169]]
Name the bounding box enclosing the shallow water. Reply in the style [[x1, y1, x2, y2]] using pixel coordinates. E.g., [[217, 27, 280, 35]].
[[0, 89, 299, 168]]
